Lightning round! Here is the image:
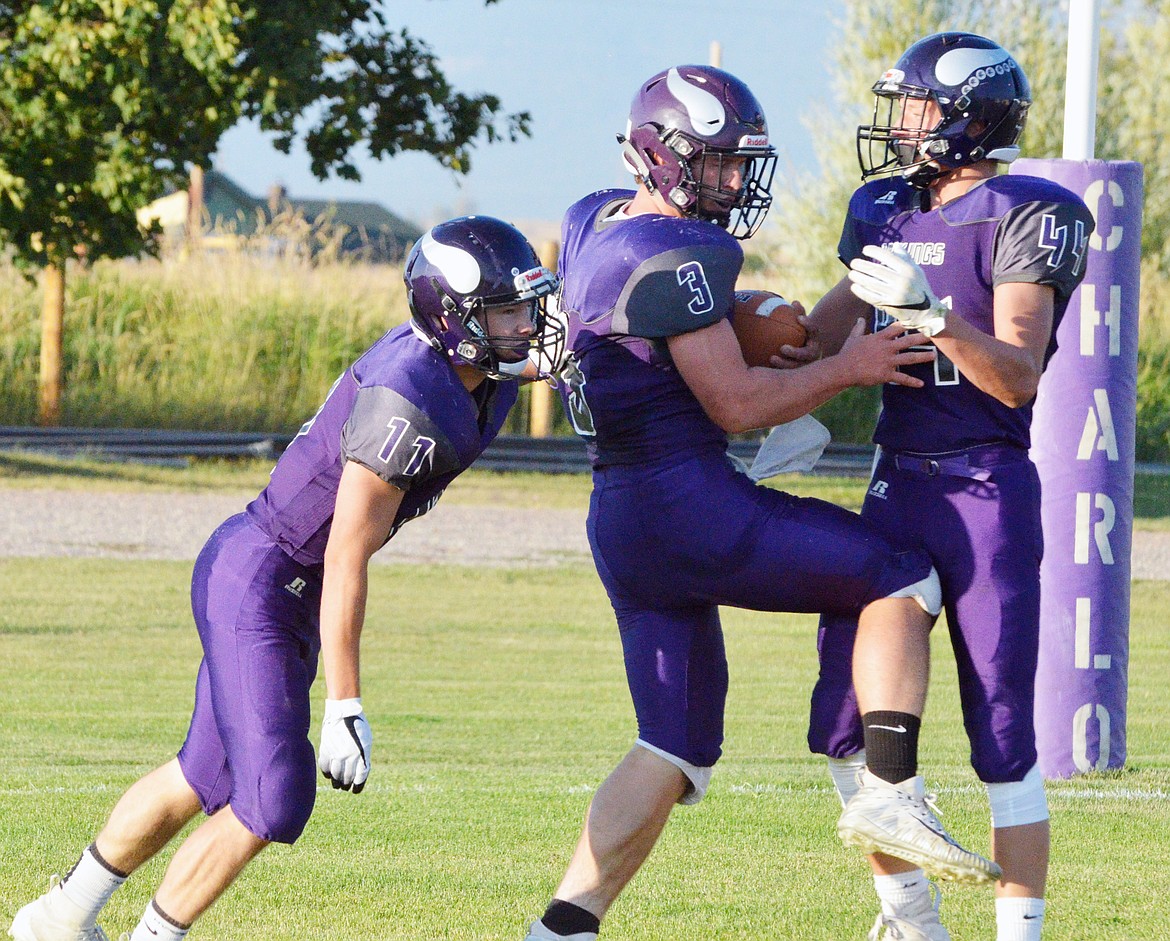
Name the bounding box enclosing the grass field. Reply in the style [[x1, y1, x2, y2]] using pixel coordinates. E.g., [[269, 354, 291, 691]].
[[1, 459, 1168, 939]]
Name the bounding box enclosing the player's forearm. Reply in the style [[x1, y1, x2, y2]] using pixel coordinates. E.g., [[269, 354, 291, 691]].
[[319, 559, 370, 700], [933, 317, 1042, 407], [712, 357, 853, 433], [808, 276, 869, 357]]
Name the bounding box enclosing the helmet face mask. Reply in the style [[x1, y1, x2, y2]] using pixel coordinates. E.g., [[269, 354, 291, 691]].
[[682, 142, 777, 238], [405, 217, 565, 381], [621, 65, 776, 238], [857, 32, 1031, 189]]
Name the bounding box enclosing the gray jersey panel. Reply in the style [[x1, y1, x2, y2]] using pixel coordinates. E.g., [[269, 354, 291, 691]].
[[340, 386, 460, 490], [615, 242, 741, 338], [993, 200, 1093, 298]]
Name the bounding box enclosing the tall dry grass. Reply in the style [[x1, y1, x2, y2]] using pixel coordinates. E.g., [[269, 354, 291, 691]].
[[0, 239, 406, 432], [1, 231, 1167, 459]]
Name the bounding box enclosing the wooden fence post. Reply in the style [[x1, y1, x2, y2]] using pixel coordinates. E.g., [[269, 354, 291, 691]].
[[37, 262, 66, 426], [187, 164, 204, 249], [528, 238, 560, 438]]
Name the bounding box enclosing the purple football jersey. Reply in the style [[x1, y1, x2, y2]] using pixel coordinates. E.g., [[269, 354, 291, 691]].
[[553, 191, 938, 774], [557, 189, 744, 467], [840, 175, 1094, 452], [246, 322, 517, 565]]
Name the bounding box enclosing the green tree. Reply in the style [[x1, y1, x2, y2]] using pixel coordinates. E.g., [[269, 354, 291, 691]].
[[758, 0, 1170, 291], [0, 0, 529, 423], [1106, 0, 1170, 270]]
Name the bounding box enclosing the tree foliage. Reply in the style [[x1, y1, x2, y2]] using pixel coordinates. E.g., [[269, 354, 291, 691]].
[[0, 0, 528, 270], [762, 0, 1170, 298]]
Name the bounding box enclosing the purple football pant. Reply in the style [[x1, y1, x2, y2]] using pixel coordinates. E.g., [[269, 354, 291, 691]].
[[177, 513, 323, 843], [588, 451, 933, 769], [808, 445, 1043, 783]]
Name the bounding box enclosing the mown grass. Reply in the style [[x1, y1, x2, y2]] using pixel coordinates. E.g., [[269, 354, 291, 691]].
[[1, 450, 1166, 529], [1, 557, 1168, 940], [0, 450, 963, 521]]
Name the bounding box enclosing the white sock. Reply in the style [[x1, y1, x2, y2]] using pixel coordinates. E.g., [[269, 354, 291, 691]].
[[130, 900, 190, 941], [59, 844, 127, 925], [873, 869, 929, 917], [827, 751, 868, 807], [996, 897, 1044, 941]]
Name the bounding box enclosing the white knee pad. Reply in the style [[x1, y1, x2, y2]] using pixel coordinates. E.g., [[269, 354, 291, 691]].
[[986, 765, 1048, 828], [887, 566, 942, 617], [827, 751, 867, 808], [635, 739, 713, 806]]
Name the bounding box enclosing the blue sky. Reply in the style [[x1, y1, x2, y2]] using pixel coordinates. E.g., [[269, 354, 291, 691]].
[[212, 0, 844, 231]]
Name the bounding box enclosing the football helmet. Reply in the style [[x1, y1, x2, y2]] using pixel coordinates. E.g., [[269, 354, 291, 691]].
[[858, 32, 1031, 188], [405, 216, 564, 380], [619, 65, 776, 238]]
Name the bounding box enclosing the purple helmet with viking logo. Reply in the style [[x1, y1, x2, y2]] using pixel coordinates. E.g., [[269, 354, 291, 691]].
[[619, 65, 776, 238], [405, 216, 564, 380], [858, 32, 1031, 188]]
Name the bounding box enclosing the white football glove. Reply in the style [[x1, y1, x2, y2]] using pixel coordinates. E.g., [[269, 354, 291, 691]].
[[318, 697, 372, 793], [847, 244, 948, 337]]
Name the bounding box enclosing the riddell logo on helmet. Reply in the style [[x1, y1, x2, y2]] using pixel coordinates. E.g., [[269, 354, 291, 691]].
[[739, 134, 770, 149]]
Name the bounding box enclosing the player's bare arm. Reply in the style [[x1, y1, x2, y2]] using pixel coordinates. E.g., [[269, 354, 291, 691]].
[[806, 275, 875, 358], [667, 316, 933, 434], [930, 282, 1055, 408], [843, 239, 1060, 407], [320, 459, 405, 700], [316, 459, 405, 794]]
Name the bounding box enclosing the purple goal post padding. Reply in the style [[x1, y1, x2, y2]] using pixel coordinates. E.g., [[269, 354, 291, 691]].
[[1015, 159, 1144, 778]]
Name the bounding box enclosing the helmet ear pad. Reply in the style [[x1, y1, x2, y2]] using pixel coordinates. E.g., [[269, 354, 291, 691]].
[[625, 124, 699, 212]]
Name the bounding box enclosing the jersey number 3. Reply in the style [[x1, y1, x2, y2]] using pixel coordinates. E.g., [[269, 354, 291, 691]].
[[676, 261, 714, 316]]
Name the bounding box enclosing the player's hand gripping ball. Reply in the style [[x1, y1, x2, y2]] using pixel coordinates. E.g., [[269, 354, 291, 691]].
[[731, 290, 808, 367]]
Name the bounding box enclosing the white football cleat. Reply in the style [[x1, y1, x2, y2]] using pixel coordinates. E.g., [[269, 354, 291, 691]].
[[8, 876, 110, 941], [523, 920, 597, 941], [867, 882, 951, 941], [838, 771, 1001, 885]]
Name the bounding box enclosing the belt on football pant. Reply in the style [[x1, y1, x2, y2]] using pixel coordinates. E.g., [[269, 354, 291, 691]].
[[886, 443, 1028, 482]]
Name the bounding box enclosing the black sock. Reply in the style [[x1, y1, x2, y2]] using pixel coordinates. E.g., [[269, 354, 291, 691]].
[[542, 899, 601, 936], [862, 710, 921, 784]]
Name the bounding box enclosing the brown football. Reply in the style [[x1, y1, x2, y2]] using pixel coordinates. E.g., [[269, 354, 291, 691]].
[[731, 290, 807, 367]]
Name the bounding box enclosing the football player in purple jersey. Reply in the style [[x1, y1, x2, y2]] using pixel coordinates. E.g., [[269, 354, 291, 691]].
[[9, 216, 564, 941], [522, 65, 1001, 941], [800, 33, 1095, 941]]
